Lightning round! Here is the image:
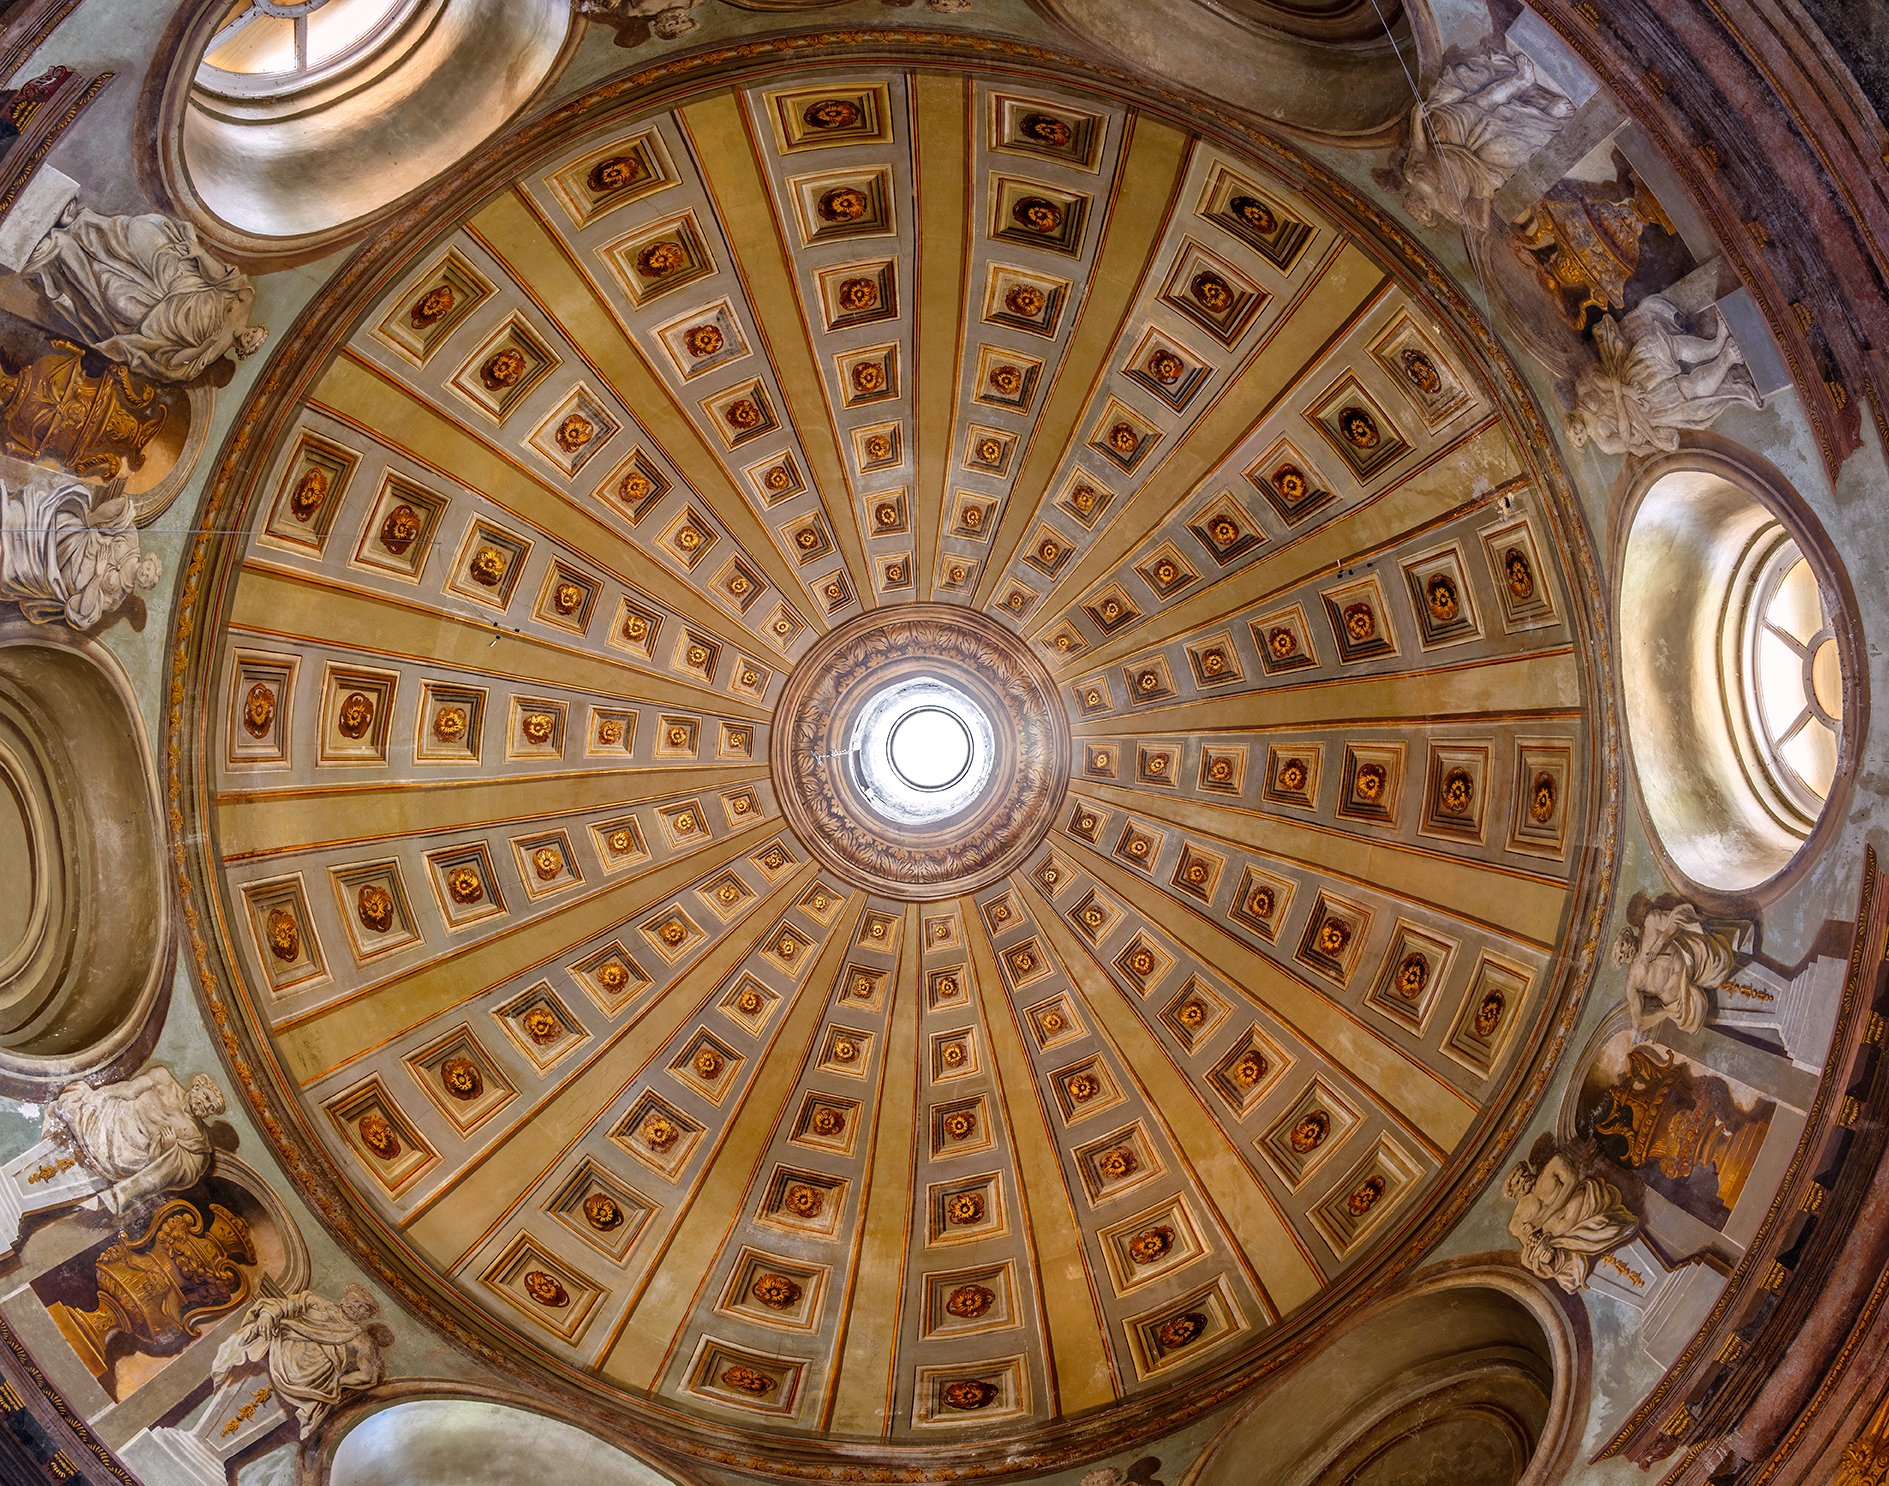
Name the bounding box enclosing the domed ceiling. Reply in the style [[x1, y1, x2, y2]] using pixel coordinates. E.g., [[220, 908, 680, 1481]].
[[168, 34, 1615, 1476]]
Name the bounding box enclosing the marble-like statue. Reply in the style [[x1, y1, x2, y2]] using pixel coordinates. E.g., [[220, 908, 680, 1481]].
[[1566, 294, 1764, 457], [212, 1284, 392, 1437], [0, 469, 160, 628], [1081, 1460, 1165, 1486], [22, 206, 266, 383], [1505, 1146, 1639, 1293], [575, 0, 705, 37], [1378, 38, 1575, 232], [43, 1067, 225, 1217], [1615, 896, 1746, 1036]]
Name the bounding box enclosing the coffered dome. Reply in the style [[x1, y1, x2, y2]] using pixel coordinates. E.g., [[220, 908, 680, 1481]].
[[170, 34, 1615, 1476]]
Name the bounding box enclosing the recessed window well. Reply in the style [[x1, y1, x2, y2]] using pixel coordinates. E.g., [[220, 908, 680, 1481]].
[[1620, 464, 1851, 892], [196, 0, 423, 101], [160, 0, 571, 255]]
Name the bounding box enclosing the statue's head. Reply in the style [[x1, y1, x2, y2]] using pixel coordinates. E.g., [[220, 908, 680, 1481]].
[[650, 5, 697, 36], [340, 1283, 379, 1322], [1612, 925, 1639, 967], [1503, 1162, 1536, 1199], [186, 1073, 226, 1120], [1564, 402, 1596, 448], [1376, 134, 1445, 228], [234, 325, 268, 358]]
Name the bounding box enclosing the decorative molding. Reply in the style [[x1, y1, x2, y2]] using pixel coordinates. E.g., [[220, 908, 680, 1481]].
[[773, 605, 1066, 899], [158, 30, 1620, 1480]]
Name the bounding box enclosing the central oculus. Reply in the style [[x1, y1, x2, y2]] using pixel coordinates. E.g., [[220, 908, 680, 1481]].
[[773, 605, 1069, 899], [855, 678, 993, 820]]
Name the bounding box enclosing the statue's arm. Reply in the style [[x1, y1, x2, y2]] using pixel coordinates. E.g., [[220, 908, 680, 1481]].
[[99, 1110, 209, 1212]]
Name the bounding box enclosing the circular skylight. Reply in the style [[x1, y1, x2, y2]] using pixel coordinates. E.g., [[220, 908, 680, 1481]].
[[851, 677, 995, 824], [889, 706, 974, 790]]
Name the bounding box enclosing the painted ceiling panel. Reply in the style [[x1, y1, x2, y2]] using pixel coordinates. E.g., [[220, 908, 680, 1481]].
[[171, 43, 1613, 1474]]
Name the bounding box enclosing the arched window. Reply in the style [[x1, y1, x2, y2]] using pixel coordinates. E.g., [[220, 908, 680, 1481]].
[[1730, 527, 1841, 824], [156, 0, 571, 258], [195, 0, 426, 102], [330, 1400, 685, 1486], [1619, 463, 1852, 893]]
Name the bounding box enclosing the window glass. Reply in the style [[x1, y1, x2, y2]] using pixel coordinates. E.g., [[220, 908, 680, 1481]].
[[1744, 540, 1840, 807], [1619, 469, 1849, 892], [198, 0, 417, 95]]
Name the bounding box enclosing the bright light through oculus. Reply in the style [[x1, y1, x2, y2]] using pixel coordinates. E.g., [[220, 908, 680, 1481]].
[[889, 706, 973, 790], [851, 678, 995, 824]]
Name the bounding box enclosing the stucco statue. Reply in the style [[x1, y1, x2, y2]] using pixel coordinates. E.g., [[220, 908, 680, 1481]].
[[1614, 894, 1747, 1036], [43, 1067, 225, 1217], [575, 0, 705, 37], [1377, 38, 1574, 232], [213, 1284, 393, 1437], [0, 469, 160, 628], [1081, 1460, 1164, 1486], [1566, 294, 1763, 457], [1505, 1143, 1639, 1293], [22, 206, 266, 383]]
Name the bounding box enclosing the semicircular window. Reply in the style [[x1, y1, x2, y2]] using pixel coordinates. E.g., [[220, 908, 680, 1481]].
[[1734, 527, 1842, 823], [1620, 468, 1848, 891], [195, 0, 425, 103], [170, 0, 570, 252]]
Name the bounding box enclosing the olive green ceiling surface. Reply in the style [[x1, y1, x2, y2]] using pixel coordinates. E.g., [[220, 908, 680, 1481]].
[[168, 35, 1616, 1477]]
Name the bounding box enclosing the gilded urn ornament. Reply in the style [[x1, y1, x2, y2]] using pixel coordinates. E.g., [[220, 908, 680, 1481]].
[[51, 1200, 257, 1381], [0, 340, 171, 480]]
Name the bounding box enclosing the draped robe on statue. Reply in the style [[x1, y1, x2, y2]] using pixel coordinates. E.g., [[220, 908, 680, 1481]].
[[1397, 42, 1574, 230], [1622, 900, 1741, 1034], [213, 1289, 388, 1435], [24, 208, 261, 383], [1507, 1152, 1638, 1292], [0, 470, 158, 629], [45, 1068, 214, 1215], [1568, 295, 1763, 456]]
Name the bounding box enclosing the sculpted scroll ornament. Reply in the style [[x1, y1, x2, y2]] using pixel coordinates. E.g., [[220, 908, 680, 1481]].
[[1377, 38, 1574, 232], [1504, 1139, 1639, 1293], [212, 1283, 393, 1438], [0, 469, 160, 628], [1838, 1387, 1889, 1486], [1566, 295, 1763, 457]]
